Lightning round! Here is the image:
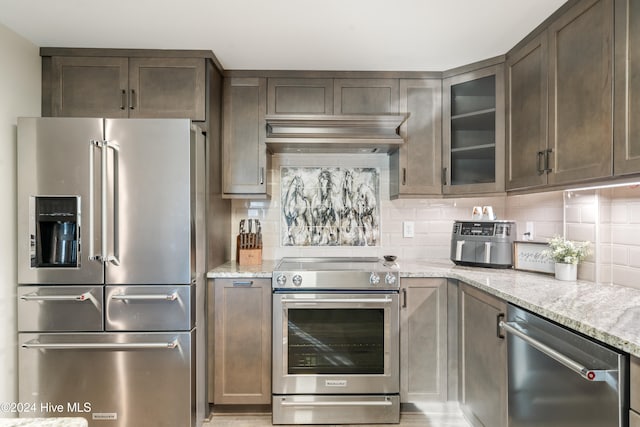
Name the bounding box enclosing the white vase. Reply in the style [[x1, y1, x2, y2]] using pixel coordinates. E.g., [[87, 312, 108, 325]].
[[555, 263, 577, 281]]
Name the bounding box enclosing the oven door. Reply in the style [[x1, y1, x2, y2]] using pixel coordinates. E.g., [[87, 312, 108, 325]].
[[273, 292, 399, 395]]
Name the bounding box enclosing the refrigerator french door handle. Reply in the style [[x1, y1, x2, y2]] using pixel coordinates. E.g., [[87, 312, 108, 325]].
[[89, 140, 104, 262], [104, 141, 120, 267], [21, 339, 179, 350]]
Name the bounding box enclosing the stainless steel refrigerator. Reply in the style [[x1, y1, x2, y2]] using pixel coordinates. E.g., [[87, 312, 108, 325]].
[[16, 117, 207, 427]]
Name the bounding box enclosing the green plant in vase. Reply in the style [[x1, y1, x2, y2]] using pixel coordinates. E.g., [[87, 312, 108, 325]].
[[544, 235, 591, 281]]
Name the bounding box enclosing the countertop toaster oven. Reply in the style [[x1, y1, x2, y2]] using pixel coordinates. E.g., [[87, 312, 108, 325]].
[[450, 220, 517, 268]]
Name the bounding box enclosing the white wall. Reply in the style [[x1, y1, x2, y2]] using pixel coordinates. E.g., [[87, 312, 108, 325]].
[[0, 22, 41, 405]]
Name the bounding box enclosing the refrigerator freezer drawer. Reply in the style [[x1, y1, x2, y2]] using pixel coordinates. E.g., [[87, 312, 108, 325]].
[[19, 331, 194, 427], [18, 286, 103, 332], [105, 284, 194, 331]]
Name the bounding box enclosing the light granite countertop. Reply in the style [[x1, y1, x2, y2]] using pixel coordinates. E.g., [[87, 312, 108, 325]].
[[207, 259, 640, 358]]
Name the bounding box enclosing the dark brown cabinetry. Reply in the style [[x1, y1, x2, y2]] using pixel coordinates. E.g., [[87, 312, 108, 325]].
[[443, 64, 505, 195], [44, 54, 206, 120], [222, 77, 269, 197], [614, 0, 640, 175], [547, 0, 613, 186], [507, 0, 614, 190], [400, 278, 448, 403], [391, 79, 442, 197], [459, 283, 507, 427], [334, 78, 399, 114], [267, 78, 333, 115], [213, 278, 271, 404], [506, 34, 548, 190]]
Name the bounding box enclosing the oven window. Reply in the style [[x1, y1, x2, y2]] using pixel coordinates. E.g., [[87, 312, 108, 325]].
[[287, 308, 384, 375]]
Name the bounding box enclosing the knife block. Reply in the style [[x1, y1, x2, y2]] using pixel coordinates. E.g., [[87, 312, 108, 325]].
[[236, 235, 262, 266]]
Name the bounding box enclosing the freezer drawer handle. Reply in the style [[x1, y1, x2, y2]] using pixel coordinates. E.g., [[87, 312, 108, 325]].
[[499, 321, 611, 382], [21, 339, 179, 350], [279, 399, 393, 407], [280, 297, 392, 304], [111, 292, 178, 302], [21, 291, 92, 302]]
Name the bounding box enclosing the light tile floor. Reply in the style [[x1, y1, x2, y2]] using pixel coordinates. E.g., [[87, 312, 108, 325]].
[[203, 403, 471, 427]]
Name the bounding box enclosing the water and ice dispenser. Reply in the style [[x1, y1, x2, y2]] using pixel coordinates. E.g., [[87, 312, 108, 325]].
[[33, 196, 79, 268]]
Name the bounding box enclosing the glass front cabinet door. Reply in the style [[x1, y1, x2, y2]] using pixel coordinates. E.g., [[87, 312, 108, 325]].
[[443, 64, 505, 195]]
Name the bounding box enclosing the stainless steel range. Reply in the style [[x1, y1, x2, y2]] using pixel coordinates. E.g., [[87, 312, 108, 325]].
[[272, 257, 400, 425]]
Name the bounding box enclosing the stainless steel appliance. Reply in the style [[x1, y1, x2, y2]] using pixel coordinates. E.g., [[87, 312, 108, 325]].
[[500, 304, 627, 427], [450, 220, 516, 268], [272, 257, 400, 425], [16, 117, 207, 427]]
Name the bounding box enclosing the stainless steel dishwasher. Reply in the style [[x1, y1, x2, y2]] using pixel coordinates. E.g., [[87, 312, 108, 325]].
[[500, 304, 628, 427]]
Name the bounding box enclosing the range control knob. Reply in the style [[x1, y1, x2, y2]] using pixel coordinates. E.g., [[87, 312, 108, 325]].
[[275, 274, 287, 287], [385, 273, 397, 286], [369, 272, 381, 285], [292, 274, 303, 287]]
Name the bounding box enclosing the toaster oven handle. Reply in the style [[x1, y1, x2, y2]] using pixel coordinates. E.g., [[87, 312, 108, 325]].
[[455, 240, 465, 261]]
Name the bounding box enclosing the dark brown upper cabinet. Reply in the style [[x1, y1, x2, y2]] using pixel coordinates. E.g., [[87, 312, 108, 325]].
[[267, 78, 333, 115], [547, 0, 614, 186], [333, 79, 399, 114], [507, 0, 614, 190], [390, 79, 442, 197], [45, 55, 205, 121], [443, 64, 505, 195], [614, 0, 640, 176], [506, 33, 548, 191]]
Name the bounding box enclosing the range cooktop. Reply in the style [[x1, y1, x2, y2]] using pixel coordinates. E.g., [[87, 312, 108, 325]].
[[272, 257, 400, 290]]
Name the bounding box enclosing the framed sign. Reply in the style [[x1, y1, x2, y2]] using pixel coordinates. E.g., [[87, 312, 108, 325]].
[[513, 241, 554, 274]]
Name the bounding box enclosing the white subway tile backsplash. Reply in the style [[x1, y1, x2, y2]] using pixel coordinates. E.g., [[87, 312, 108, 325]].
[[612, 265, 640, 290], [611, 245, 629, 266], [629, 204, 640, 224], [566, 223, 596, 243], [228, 155, 640, 290], [628, 247, 640, 268]]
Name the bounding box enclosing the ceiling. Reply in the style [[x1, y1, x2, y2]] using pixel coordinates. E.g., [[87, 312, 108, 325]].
[[0, 0, 567, 71]]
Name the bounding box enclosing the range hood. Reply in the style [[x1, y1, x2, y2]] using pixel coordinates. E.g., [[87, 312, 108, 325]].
[[265, 114, 408, 154]]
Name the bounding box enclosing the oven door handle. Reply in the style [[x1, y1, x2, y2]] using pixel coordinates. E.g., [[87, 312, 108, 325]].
[[499, 321, 611, 382], [279, 400, 394, 407], [280, 297, 393, 304]]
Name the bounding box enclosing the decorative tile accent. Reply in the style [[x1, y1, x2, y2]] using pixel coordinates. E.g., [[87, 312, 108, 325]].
[[281, 167, 379, 246]]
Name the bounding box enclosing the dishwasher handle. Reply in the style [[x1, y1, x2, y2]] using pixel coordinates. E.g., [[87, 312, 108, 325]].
[[499, 320, 609, 382]]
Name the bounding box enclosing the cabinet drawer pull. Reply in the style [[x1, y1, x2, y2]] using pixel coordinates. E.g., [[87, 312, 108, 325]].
[[442, 167, 447, 186], [259, 167, 265, 185], [120, 89, 126, 110], [402, 168, 407, 186]]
